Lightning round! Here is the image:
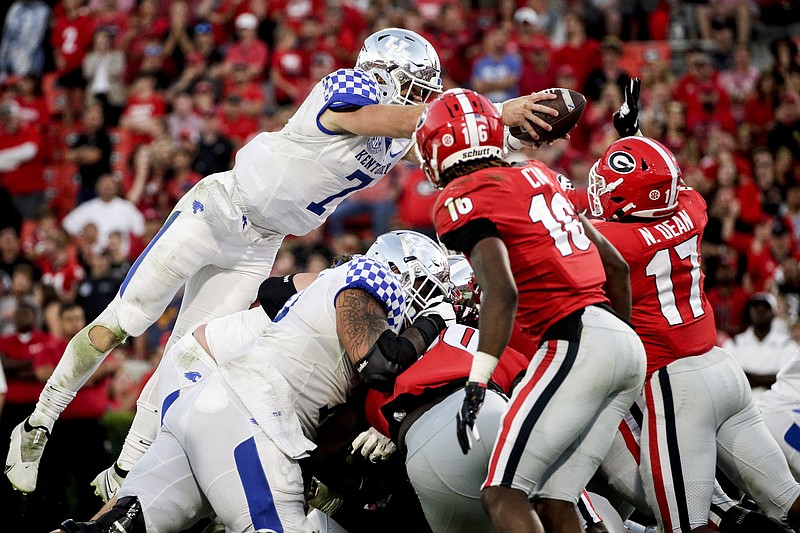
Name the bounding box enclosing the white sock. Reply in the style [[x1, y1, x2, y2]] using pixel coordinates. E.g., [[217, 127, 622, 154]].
[[28, 382, 76, 432], [116, 399, 160, 472]]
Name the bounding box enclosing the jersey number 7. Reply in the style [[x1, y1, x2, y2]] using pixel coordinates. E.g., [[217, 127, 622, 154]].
[[645, 235, 705, 326]]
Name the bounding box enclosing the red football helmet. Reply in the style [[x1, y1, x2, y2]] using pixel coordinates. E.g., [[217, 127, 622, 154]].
[[414, 88, 504, 188], [588, 136, 681, 220]]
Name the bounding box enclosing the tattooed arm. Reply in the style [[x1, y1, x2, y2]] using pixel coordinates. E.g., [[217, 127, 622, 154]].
[[335, 288, 391, 365], [335, 288, 446, 392]]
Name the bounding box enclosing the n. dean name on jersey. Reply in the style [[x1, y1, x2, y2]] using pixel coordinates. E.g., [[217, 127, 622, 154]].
[[638, 209, 694, 245], [355, 148, 392, 176]]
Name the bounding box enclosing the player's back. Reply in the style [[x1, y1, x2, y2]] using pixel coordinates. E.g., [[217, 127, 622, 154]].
[[366, 324, 529, 438], [434, 161, 607, 348], [595, 188, 716, 374], [220, 256, 404, 438], [231, 68, 411, 236]]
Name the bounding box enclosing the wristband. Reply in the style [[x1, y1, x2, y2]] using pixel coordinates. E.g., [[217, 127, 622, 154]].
[[494, 101, 504, 120], [468, 351, 500, 384]]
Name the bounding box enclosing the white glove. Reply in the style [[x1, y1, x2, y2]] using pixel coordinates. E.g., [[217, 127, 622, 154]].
[[306, 477, 344, 515], [417, 294, 457, 327], [350, 427, 396, 463]]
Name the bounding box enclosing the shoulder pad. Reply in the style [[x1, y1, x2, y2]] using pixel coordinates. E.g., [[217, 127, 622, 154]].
[[322, 68, 380, 109], [340, 257, 405, 331]]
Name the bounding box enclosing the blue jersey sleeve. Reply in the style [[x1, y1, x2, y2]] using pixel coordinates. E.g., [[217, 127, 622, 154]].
[[335, 256, 405, 332]]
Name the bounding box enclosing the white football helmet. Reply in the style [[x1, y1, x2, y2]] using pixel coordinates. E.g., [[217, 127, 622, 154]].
[[366, 230, 451, 325], [356, 28, 442, 105], [448, 254, 479, 309]]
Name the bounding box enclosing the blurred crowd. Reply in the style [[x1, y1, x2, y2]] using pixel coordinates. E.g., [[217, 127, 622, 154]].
[[0, 0, 798, 519]]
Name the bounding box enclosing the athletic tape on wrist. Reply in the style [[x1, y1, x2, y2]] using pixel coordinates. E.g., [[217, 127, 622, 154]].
[[468, 350, 500, 384]]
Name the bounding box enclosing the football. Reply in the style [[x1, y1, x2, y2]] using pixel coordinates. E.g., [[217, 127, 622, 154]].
[[508, 88, 587, 144]]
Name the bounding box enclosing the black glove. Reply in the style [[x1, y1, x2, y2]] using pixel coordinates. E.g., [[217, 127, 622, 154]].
[[456, 382, 486, 454], [613, 77, 641, 138]]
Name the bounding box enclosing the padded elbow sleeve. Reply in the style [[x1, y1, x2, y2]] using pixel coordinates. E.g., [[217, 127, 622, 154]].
[[355, 330, 418, 392], [258, 274, 298, 319]]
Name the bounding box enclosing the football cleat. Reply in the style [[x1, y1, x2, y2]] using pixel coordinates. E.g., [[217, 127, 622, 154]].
[[90, 463, 128, 503], [5, 417, 50, 493]]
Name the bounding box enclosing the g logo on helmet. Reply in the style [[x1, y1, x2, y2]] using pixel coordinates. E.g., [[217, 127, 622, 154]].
[[608, 151, 636, 174]]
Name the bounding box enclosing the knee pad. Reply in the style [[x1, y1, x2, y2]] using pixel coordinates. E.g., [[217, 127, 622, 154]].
[[59, 496, 145, 533]]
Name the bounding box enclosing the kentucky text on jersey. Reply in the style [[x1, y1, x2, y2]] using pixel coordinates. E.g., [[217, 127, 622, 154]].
[[355, 148, 393, 175], [638, 209, 694, 245]]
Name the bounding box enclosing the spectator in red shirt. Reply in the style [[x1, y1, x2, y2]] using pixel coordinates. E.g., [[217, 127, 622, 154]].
[[51, 0, 94, 124], [294, 50, 335, 103], [219, 93, 259, 147], [707, 251, 751, 336], [119, 73, 166, 146], [121, 0, 170, 74], [718, 44, 760, 122], [552, 10, 601, 89], [395, 164, 439, 238], [34, 301, 118, 522], [510, 7, 548, 57], [745, 71, 778, 148], [519, 37, 556, 95], [431, 3, 476, 87], [685, 82, 738, 151], [0, 101, 45, 220], [89, 0, 130, 48], [36, 231, 85, 302], [269, 28, 307, 107], [747, 217, 781, 292], [11, 74, 48, 133], [0, 302, 60, 532], [166, 147, 202, 202], [673, 48, 723, 103], [223, 13, 269, 82]]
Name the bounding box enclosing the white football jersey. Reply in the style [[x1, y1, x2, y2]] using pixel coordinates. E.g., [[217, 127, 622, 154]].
[[759, 352, 800, 411], [219, 256, 405, 439], [232, 68, 413, 236]]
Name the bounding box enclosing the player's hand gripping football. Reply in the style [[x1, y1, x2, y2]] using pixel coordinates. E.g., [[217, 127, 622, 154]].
[[501, 91, 559, 141], [350, 427, 397, 463], [613, 77, 641, 138], [456, 382, 486, 454]]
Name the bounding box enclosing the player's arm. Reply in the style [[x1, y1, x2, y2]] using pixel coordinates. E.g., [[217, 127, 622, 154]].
[[580, 215, 632, 320], [470, 237, 518, 361], [439, 219, 517, 454], [335, 289, 445, 392], [258, 272, 319, 319], [320, 104, 426, 139], [320, 91, 558, 140]]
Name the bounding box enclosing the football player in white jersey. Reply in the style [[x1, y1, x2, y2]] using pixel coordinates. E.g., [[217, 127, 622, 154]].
[[6, 27, 560, 495], [758, 353, 800, 480], [52, 233, 457, 533]]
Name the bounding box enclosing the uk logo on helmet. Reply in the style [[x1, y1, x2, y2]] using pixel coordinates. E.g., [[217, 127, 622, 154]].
[[608, 151, 636, 174]]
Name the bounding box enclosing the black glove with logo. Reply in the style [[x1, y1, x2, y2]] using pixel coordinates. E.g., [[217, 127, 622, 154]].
[[613, 77, 641, 138], [456, 382, 486, 454]]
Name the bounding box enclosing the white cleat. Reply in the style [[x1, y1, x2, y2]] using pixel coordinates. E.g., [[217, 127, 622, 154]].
[[90, 464, 127, 503], [4, 418, 50, 493]]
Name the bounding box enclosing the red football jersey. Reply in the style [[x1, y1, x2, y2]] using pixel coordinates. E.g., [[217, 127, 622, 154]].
[[594, 188, 716, 374], [433, 162, 608, 350], [365, 325, 528, 438]]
